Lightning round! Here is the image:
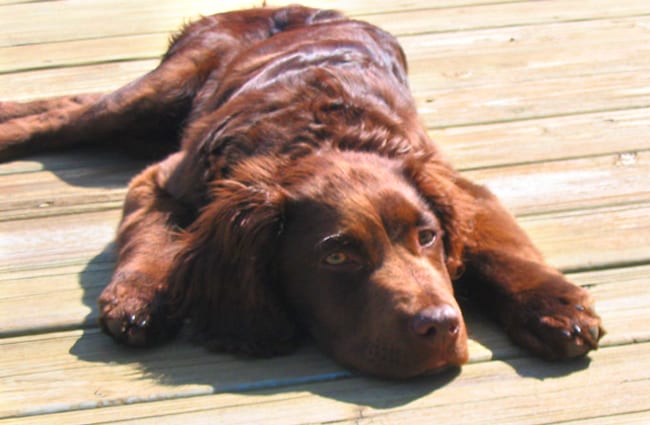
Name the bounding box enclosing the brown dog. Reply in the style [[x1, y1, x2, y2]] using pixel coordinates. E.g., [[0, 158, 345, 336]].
[[0, 6, 603, 378]]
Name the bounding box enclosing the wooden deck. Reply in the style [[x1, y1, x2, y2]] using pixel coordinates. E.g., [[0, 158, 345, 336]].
[[1, 0, 650, 423]]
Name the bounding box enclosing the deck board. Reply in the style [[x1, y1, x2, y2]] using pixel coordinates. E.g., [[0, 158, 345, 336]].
[[2, 199, 649, 277], [4, 1, 650, 73], [0, 0, 524, 47], [1, 0, 649, 423], [4, 56, 650, 125], [1, 148, 647, 220], [2, 259, 648, 344], [435, 108, 650, 169], [3, 342, 649, 424]]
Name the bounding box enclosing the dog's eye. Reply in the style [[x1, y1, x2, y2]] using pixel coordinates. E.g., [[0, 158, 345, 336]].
[[418, 229, 438, 247], [324, 252, 349, 265]]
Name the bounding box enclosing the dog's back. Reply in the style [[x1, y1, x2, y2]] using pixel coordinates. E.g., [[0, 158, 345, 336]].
[[0, 6, 414, 163]]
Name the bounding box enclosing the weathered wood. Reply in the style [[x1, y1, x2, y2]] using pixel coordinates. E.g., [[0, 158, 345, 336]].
[[0, 149, 647, 220], [4, 2, 650, 73], [0, 0, 253, 48], [2, 199, 649, 275], [0, 263, 112, 336], [1, 258, 646, 346], [0, 329, 342, 419], [0, 59, 159, 101], [435, 108, 650, 169], [323, 343, 650, 424], [0, 33, 168, 74], [0, 323, 514, 419], [519, 202, 650, 271], [572, 265, 650, 346], [467, 150, 650, 216], [0, 0, 524, 48], [559, 411, 650, 425], [401, 16, 650, 81], [414, 70, 650, 127], [370, 0, 650, 36], [0, 209, 120, 273], [4, 17, 650, 129], [2, 106, 649, 177], [0, 157, 142, 221], [1, 1, 649, 423], [2, 342, 648, 424]]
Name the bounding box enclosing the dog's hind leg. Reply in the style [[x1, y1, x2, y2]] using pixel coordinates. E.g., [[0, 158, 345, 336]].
[[0, 6, 341, 162], [0, 56, 201, 161], [0, 94, 103, 124]]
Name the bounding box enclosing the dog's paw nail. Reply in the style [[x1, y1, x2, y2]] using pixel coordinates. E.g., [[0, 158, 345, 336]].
[[560, 329, 572, 339], [589, 326, 601, 340], [102, 317, 127, 337], [575, 304, 585, 311], [125, 314, 149, 328], [572, 324, 582, 335]]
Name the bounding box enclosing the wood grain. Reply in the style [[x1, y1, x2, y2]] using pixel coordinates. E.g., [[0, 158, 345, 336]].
[[1, 0, 649, 423], [2, 342, 648, 424]]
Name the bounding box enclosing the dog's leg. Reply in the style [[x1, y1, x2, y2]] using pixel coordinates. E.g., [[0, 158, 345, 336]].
[[0, 94, 103, 123], [0, 6, 340, 162], [0, 69, 194, 161], [0, 52, 204, 161], [97, 153, 191, 346], [453, 177, 605, 360]]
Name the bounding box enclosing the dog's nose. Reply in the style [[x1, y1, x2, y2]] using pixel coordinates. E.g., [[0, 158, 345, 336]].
[[411, 304, 461, 339]]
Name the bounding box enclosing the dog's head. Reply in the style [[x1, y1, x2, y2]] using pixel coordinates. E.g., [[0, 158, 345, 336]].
[[169, 150, 470, 378]]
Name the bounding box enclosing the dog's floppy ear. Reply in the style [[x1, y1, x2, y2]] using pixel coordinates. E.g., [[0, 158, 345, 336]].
[[405, 155, 475, 279], [168, 178, 296, 356]]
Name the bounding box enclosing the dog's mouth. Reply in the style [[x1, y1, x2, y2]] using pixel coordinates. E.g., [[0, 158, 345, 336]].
[[336, 331, 469, 379]]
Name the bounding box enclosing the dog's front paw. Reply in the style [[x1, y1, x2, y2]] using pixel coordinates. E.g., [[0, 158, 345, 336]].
[[98, 271, 181, 347], [505, 279, 605, 360]]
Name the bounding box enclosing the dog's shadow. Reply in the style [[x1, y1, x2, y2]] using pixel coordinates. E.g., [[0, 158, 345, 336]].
[[459, 302, 593, 380], [37, 150, 590, 410], [70, 244, 462, 409], [24, 148, 151, 188], [70, 250, 592, 411]]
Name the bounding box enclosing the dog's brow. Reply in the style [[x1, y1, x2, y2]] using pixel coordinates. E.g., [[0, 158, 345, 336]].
[[416, 212, 440, 228], [317, 233, 356, 250]]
